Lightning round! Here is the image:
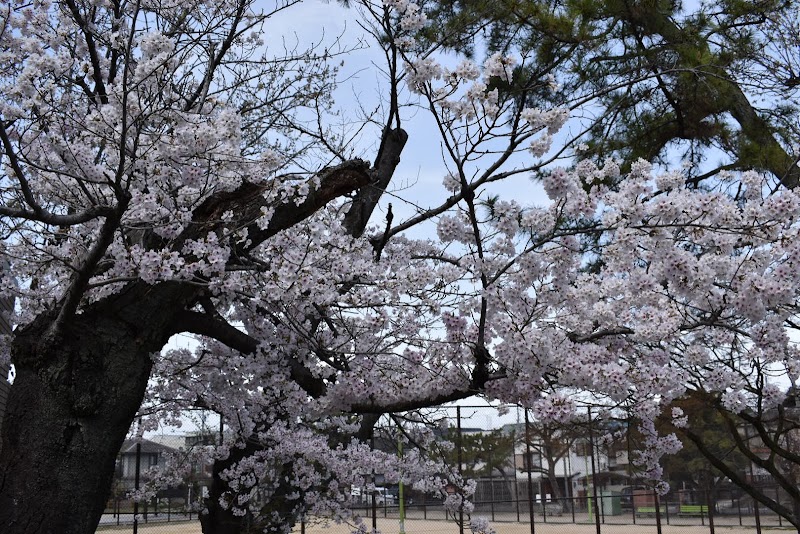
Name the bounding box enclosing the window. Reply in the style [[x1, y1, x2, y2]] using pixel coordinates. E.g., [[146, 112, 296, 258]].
[[574, 440, 592, 457], [523, 452, 542, 470]]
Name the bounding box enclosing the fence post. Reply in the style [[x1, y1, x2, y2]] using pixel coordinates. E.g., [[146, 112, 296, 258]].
[[627, 417, 636, 525], [133, 440, 141, 534], [736, 493, 742, 526], [457, 406, 464, 534], [398, 427, 406, 534], [587, 407, 601, 534], [599, 487, 605, 524], [571, 493, 575, 523], [741, 426, 763, 534], [524, 409, 536, 534], [706, 488, 715, 534], [371, 434, 377, 532], [488, 449, 495, 522], [755, 498, 762, 534], [514, 425, 521, 524], [541, 467, 547, 524]]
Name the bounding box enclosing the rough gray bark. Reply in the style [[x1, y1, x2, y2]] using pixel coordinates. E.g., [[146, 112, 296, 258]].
[[0, 269, 14, 455], [0, 284, 193, 534]]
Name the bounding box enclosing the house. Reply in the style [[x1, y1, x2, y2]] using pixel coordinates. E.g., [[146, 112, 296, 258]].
[[110, 433, 216, 511], [150, 429, 218, 450], [149, 431, 216, 482], [115, 438, 178, 489], [147, 431, 216, 504], [507, 420, 635, 508], [513, 431, 591, 502]]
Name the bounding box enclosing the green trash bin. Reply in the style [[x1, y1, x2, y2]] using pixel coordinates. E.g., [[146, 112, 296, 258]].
[[598, 491, 622, 515]]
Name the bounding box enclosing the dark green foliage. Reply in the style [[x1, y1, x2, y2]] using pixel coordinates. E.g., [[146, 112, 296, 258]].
[[421, 0, 800, 187], [436, 427, 516, 478], [659, 393, 749, 491]]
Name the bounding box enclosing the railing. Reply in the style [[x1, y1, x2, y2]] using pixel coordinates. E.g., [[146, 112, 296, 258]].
[[346, 490, 787, 534]]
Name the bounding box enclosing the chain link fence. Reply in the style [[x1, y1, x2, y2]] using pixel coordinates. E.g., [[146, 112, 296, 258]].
[[97, 504, 198, 532], [96, 404, 789, 534]]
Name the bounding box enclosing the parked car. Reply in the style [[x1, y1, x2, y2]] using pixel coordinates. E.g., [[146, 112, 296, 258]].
[[351, 486, 395, 506]]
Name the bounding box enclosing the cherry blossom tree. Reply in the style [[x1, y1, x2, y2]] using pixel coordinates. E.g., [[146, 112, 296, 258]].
[[0, 0, 405, 531], [2, 0, 800, 534]]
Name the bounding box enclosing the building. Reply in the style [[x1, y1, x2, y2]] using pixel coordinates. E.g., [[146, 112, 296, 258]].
[[110, 433, 216, 510], [115, 438, 179, 493], [148, 430, 216, 488], [508, 421, 635, 507]]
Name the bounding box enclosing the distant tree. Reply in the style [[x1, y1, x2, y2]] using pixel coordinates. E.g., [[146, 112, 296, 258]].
[[422, 0, 800, 187], [658, 393, 749, 498], [436, 427, 516, 480], [519, 417, 587, 504], [661, 387, 800, 525]]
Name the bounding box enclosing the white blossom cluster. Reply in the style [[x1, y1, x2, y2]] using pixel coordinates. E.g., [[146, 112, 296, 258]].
[[382, 0, 427, 33], [470, 517, 496, 534]]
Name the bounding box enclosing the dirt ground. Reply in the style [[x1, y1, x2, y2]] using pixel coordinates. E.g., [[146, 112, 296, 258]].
[[97, 517, 795, 534]]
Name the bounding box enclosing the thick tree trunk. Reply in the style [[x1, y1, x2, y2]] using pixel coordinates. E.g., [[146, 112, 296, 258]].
[[201, 437, 300, 534], [0, 285, 192, 534], [546, 463, 563, 504], [201, 438, 261, 534]]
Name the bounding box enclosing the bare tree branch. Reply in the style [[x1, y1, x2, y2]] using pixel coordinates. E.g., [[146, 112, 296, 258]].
[[172, 309, 327, 398]]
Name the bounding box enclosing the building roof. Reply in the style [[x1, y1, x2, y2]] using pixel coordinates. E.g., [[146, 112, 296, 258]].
[[120, 438, 178, 455], [148, 434, 188, 450]]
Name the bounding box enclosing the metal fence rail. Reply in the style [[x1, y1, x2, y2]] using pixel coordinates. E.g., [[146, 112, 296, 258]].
[[346, 495, 788, 534]]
